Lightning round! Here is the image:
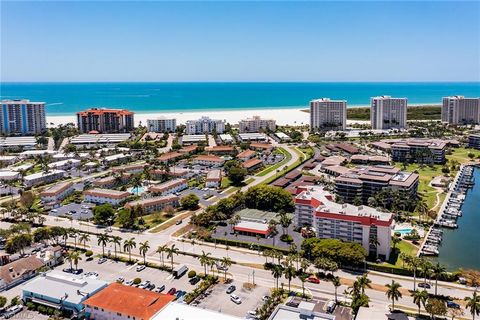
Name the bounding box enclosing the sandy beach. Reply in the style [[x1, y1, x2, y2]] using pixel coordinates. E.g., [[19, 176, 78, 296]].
[[46, 108, 317, 128]]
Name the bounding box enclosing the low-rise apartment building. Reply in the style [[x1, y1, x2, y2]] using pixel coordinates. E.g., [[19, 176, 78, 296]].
[[83, 188, 130, 205], [192, 155, 225, 167], [149, 168, 190, 180], [237, 149, 256, 161], [23, 170, 66, 187], [40, 181, 74, 204], [0, 256, 45, 291], [249, 143, 274, 152], [111, 163, 147, 174], [206, 145, 236, 155], [242, 158, 263, 172], [125, 194, 179, 214], [157, 152, 183, 164], [390, 138, 446, 164], [0, 171, 21, 181], [294, 186, 393, 260], [149, 179, 188, 196], [48, 159, 81, 170], [335, 165, 419, 204], [205, 169, 222, 188]]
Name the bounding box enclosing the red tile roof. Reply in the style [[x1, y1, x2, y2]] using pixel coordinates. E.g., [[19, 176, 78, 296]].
[[84, 283, 175, 319]]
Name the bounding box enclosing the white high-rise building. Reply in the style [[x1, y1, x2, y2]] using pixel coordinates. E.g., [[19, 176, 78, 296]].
[[442, 96, 480, 125], [146, 117, 177, 132], [185, 117, 225, 135], [238, 116, 276, 133], [370, 96, 407, 129], [0, 99, 46, 135], [309, 98, 346, 131]]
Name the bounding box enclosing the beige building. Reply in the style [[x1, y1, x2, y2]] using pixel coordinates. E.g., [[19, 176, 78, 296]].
[[125, 194, 179, 214], [310, 98, 347, 131], [370, 96, 407, 129], [442, 96, 480, 125], [238, 116, 276, 133]]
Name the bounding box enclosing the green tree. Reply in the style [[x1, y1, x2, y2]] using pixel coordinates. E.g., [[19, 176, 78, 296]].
[[221, 257, 232, 281], [411, 289, 429, 316], [123, 238, 137, 262], [180, 194, 200, 210], [97, 233, 110, 256], [156, 245, 167, 267], [199, 250, 212, 275], [33, 227, 51, 243], [79, 233, 90, 249], [66, 250, 82, 271], [110, 236, 121, 258], [0, 296, 6, 308], [244, 185, 294, 212], [332, 276, 341, 303], [270, 264, 284, 289], [425, 298, 447, 320], [166, 244, 179, 273], [92, 204, 115, 225], [385, 280, 402, 311], [284, 264, 296, 292], [357, 274, 372, 294], [116, 208, 135, 229], [431, 262, 446, 296], [139, 241, 150, 265], [465, 291, 480, 320], [226, 163, 247, 186]]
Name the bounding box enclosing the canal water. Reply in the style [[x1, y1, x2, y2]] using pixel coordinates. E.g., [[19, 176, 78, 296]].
[[434, 166, 480, 271]]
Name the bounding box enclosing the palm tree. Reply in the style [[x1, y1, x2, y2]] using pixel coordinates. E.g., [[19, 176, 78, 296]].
[[465, 291, 480, 320], [166, 244, 179, 273], [110, 236, 121, 258], [284, 264, 296, 292], [139, 241, 150, 265], [67, 250, 82, 271], [392, 236, 401, 251], [369, 237, 380, 258], [411, 289, 429, 316], [123, 238, 137, 262], [332, 276, 341, 303], [268, 219, 278, 246], [277, 212, 292, 236], [221, 257, 232, 281], [431, 262, 446, 296], [407, 255, 422, 291], [69, 229, 78, 248], [78, 233, 90, 249], [271, 264, 283, 289], [299, 273, 308, 298], [199, 250, 212, 275], [386, 280, 402, 311], [357, 274, 372, 294], [156, 244, 168, 267], [421, 259, 432, 285], [97, 233, 110, 257]]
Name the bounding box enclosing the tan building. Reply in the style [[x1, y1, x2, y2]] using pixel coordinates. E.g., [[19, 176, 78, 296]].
[[205, 169, 222, 188], [149, 179, 188, 196], [83, 188, 130, 205], [442, 96, 480, 125], [370, 96, 407, 129], [310, 98, 347, 131], [125, 194, 179, 214], [77, 108, 134, 134], [192, 155, 225, 167], [40, 181, 74, 204], [238, 116, 276, 133]]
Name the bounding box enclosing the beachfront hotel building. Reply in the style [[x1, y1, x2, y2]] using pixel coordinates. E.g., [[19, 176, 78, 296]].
[[0, 99, 46, 135], [185, 116, 225, 135], [335, 165, 419, 204], [442, 96, 480, 125], [238, 116, 276, 133], [390, 138, 447, 164], [77, 108, 134, 134], [294, 186, 393, 260], [146, 117, 177, 133], [309, 98, 347, 131], [370, 96, 407, 129]]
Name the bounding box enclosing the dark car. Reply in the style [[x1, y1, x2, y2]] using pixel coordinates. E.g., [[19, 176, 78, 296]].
[[62, 268, 83, 275], [148, 283, 156, 290], [175, 220, 183, 225], [167, 288, 177, 295], [286, 301, 300, 308], [418, 282, 431, 289], [175, 291, 186, 299], [226, 285, 236, 294], [447, 301, 460, 309], [189, 277, 200, 285], [154, 285, 166, 293]]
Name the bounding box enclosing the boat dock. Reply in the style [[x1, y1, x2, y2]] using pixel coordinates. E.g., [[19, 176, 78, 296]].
[[419, 164, 476, 257]]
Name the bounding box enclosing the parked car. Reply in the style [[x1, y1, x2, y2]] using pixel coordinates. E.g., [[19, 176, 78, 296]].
[[167, 288, 177, 295], [125, 279, 134, 286], [230, 294, 242, 304], [189, 277, 200, 285], [326, 301, 336, 313], [226, 285, 236, 294], [175, 220, 183, 225], [62, 268, 83, 275], [447, 301, 460, 309], [418, 282, 431, 289], [154, 285, 166, 293], [116, 277, 125, 283], [84, 271, 99, 278], [307, 276, 320, 284], [4, 305, 23, 319], [98, 257, 107, 264], [246, 310, 258, 319], [261, 295, 270, 302], [138, 281, 151, 289], [136, 265, 146, 272]]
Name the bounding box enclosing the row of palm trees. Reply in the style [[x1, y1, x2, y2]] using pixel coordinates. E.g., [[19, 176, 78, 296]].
[[401, 253, 447, 295], [198, 251, 233, 280]]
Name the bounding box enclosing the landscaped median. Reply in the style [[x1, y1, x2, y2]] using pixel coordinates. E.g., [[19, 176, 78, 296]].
[[256, 147, 292, 177]]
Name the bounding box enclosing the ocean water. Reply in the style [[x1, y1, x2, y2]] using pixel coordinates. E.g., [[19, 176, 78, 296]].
[[1, 82, 479, 116], [434, 167, 480, 271]]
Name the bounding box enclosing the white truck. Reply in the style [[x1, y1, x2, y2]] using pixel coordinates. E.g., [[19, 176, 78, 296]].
[[173, 264, 188, 278]]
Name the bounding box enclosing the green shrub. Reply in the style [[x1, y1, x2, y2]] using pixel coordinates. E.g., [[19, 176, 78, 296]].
[[37, 305, 47, 314], [25, 302, 36, 310], [280, 234, 293, 243], [188, 270, 196, 278], [85, 250, 93, 257], [133, 278, 141, 285]]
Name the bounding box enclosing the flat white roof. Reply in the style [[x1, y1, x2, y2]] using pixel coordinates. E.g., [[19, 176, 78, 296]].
[[182, 135, 207, 142], [151, 302, 242, 320], [0, 137, 37, 147], [70, 133, 131, 144], [0, 171, 20, 178], [220, 134, 233, 141], [104, 153, 128, 161], [48, 159, 81, 168], [24, 170, 65, 181], [235, 221, 269, 232], [10, 163, 34, 171], [238, 133, 267, 140], [20, 150, 57, 156], [275, 132, 290, 139]]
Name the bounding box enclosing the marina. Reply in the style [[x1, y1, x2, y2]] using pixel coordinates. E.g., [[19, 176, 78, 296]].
[[419, 165, 476, 258]]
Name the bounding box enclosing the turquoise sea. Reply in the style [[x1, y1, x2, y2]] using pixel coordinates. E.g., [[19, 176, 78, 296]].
[[1, 82, 479, 116]]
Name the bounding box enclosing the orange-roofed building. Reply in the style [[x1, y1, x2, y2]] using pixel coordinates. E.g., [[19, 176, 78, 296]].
[[84, 282, 175, 320], [77, 108, 134, 134]]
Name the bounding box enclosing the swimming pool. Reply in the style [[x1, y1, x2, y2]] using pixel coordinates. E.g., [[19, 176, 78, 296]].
[[394, 228, 413, 235], [129, 186, 146, 194]]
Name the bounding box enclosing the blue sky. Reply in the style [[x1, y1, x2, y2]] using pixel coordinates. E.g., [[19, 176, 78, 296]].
[[1, 1, 479, 82]]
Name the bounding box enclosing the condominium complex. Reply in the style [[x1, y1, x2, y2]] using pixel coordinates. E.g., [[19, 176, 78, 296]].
[[238, 116, 276, 133], [390, 138, 447, 164], [370, 96, 407, 129], [468, 133, 480, 150], [146, 117, 177, 133], [185, 117, 225, 135], [441, 96, 480, 125], [294, 186, 393, 260], [309, 98, 347, 131], [0, 99, 46, 135], [335, 165, 419, 204], [77, 108, 134, 134]]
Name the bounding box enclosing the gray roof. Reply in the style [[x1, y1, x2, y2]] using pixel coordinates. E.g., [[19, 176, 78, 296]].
[[22, 271, 108, 305]]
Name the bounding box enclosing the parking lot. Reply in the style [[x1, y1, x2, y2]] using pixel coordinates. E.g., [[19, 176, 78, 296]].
[[177, 187, 228, 206], [194, 280, 270, 318], [49, 202, 94, 220]]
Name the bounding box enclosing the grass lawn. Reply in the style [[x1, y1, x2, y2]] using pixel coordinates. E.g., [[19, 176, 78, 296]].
[[256, 147, 292, 177], [380, 239, 418, 268], [446, 147, 480, 164], [221, 177, 231, 188]]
